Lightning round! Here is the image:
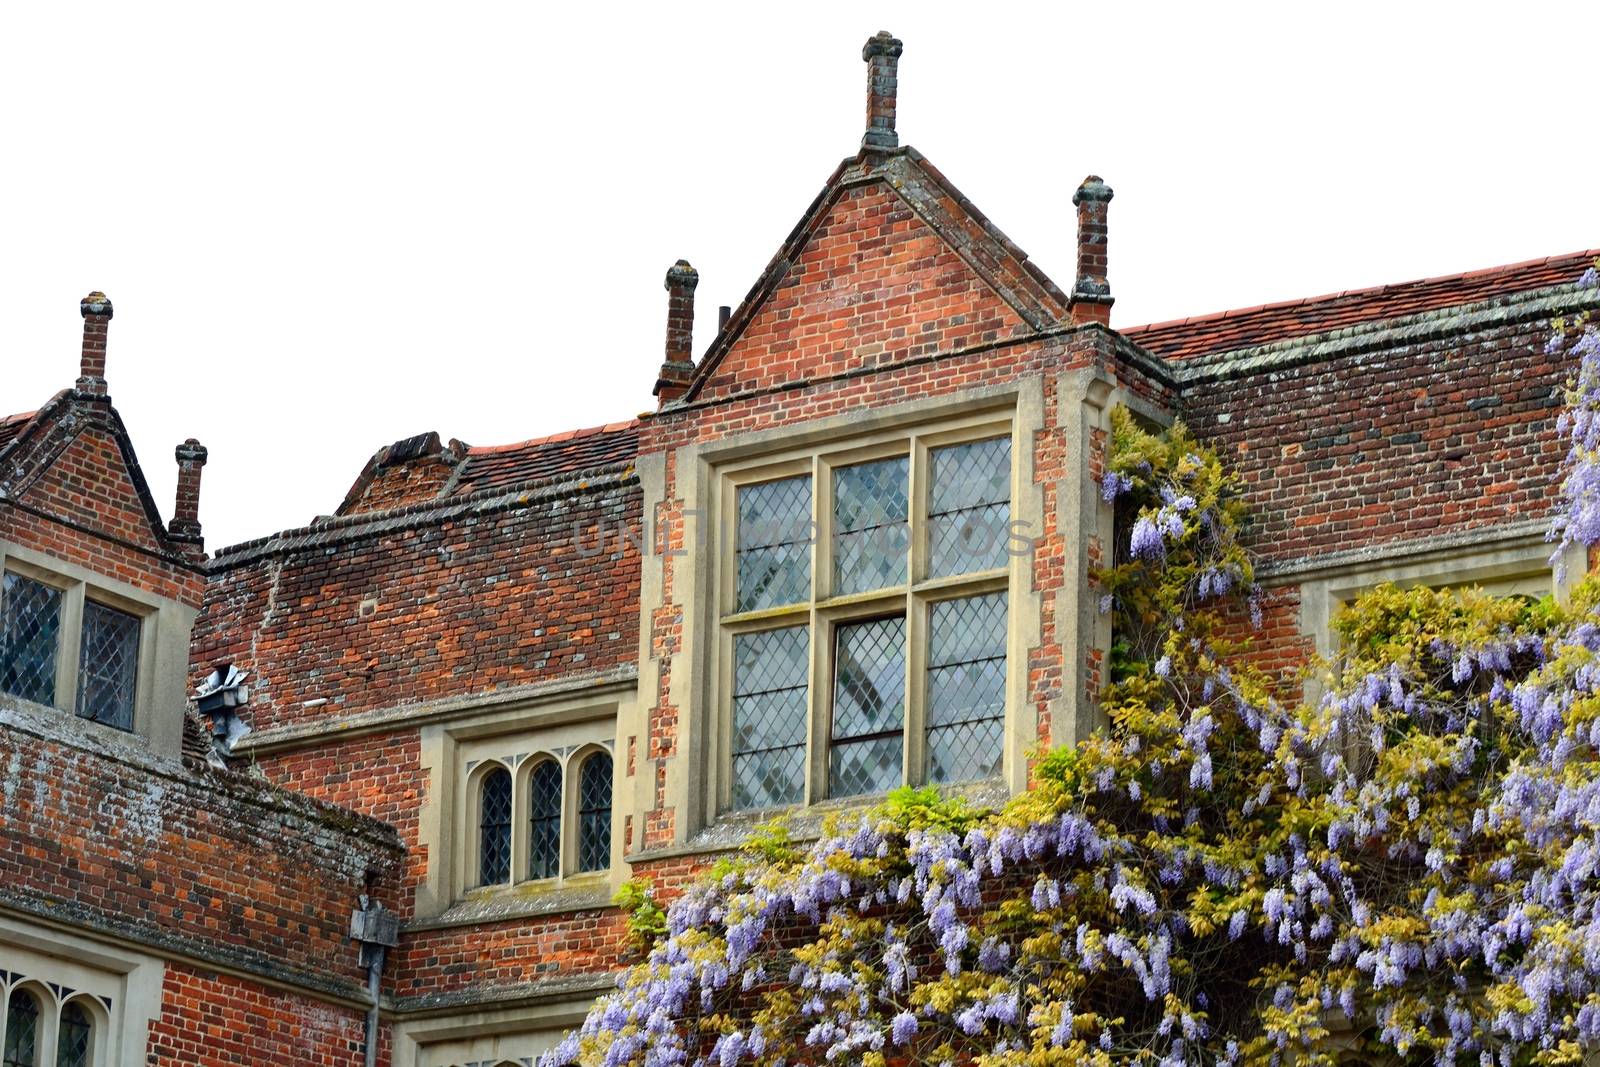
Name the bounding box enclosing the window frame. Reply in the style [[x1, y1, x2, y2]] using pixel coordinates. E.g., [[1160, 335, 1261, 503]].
[[712, 412, 1020, 813], [0, 549, 157, 742], [0, 978, 107, 1067], [459, 741, 618, 898]]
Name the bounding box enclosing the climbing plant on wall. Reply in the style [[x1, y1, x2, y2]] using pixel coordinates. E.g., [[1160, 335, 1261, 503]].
[[554, 265, 1600, 1067]]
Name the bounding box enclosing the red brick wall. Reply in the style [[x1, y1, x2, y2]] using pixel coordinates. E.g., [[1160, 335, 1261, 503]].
[[1184, 316, 1563, 565], [194, 484, 641, 732], [0, 711, 402, 998], [394, 909, 630, 1000], [346, 458, 458, 515], [694, 183, 1032, 399], [0, 416, 203, 607], [17, 427, 165, 554], [146, 965, 374, 1066], [262, 730, 428, 916]]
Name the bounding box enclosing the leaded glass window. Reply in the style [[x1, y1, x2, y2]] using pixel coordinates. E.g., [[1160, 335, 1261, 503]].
[[54, 1002, 91, 1067], [927, 593, 1007, 783], [829, 616, 905, 797], [76, 600, 140, 731], [3, 989, 39, 1067], [928, 437, 1011, 577], [478, 767, 512, 886], [833, 457, 908, 595], [1, 573, 62, 708], [721, 423, 1015, 813], [527, 760, 561, 881], [731, 626, 808, 810], [577, 752, 612, 873], [736, 476, 812, 612]]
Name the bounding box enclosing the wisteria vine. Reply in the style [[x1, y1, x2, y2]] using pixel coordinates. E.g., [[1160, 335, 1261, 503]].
[[546, 264, 1600, 1067]]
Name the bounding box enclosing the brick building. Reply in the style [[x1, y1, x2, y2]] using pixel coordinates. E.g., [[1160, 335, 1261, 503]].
[[2, 31, 1596, 1066]]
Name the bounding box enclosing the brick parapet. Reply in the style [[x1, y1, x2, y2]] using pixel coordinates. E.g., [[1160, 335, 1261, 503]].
[[0, 695, 404, 1002]]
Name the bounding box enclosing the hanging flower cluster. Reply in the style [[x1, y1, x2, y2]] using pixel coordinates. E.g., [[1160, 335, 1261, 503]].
[[1548, 261, 1600, 572], [547, 267, 1600, 1067]]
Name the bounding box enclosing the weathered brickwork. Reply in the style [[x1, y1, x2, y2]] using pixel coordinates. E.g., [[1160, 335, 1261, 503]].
[[147, 965, 374, 1066], [1183, 313, 1565, 566], [261, 730, 429, 910], [0, 704, 402, 997], [195, 481, 641, 731], [394, 909, 630, 1001], [4, 33, 1596, 1067], [693, 182, 1032, 398]]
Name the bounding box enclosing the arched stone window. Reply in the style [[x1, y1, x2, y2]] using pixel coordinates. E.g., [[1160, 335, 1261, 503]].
[[478, 766, 513, 886], [2, 987, 40, 1067], [527, 759, 561, 881], [55, 1002, 92, 1067], [577, 751, 612, 873]]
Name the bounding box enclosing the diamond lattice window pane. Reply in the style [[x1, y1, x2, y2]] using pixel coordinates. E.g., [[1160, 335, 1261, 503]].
[[1, 573, 61, 708], [926, 593, 1007, 784], [731, 626, 810, 810], [829, 734, 902, 798], [479, 767, 512, 886], [578, 752, 612, 873], [56, 1001, 92, 1067], [528, 760, 561, 880], [928, 718, 1005, 783], [733, 746, 806, 811], [736, 540, 810, 614], [76, 600, 140, 730], [928, 438, 1012, 577], [833, 457, 908, 595], [736, 476, 812, 612], [831, 617, 906, 738], [829, 616, 905, 797], [929, 591, 1008, 668], [3, 989, 38, 1067]]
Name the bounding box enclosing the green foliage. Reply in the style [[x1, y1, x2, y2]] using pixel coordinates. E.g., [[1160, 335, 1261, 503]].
[[613, 876, 667, 954], [566, 403, 1600, 1067], [875, 785, 982, 834]]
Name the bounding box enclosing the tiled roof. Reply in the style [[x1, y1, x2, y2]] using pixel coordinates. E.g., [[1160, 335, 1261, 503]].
[[454, 420, 640, 495], [0, 410, 37, 452], [1123, 249, 1600, 361]]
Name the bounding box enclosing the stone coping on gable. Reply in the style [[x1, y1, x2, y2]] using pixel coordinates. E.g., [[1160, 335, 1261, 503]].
[[208, 464, 640, 570], [1165, 283, 1599, 385]]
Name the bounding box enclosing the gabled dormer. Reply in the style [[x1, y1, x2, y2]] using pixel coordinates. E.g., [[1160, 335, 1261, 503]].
[[0, 294, 210, 757], [628, 34, 1176, 857]]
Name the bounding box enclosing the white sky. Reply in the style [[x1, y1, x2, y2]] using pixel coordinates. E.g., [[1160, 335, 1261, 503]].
[[2, 1, 1596, 549]]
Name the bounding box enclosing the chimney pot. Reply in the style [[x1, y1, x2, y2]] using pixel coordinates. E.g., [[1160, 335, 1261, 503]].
[[77, 291, 113, 396], [170, 437, 208, 554], [1069, 176, 1115, 326], [718, 305, 732, 331], [861, 31, 904, 151], [655, 260, 700, 404]]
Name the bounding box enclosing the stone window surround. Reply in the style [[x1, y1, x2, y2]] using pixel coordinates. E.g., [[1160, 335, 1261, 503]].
[[636, 380, 1066, 851], [392, 982, 605, 1067], [0, 541, 193, 758], [1295, 526, 1586, 666], [0, 916, 164, 1067], [461, 742, 615, 894], [713, 412, 1018, 812], [414, 690, 632, 922]]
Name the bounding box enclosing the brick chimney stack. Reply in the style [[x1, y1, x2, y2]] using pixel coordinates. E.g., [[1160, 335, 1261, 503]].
[[862, 31, 903, 151], [654, 260, 699, 404], [1068, 176, 1114, 326], [170, 438, 208, 554], [78, 292, 113, 396]]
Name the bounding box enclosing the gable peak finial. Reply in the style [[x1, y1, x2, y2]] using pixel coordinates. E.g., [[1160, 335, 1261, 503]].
[[861, 31, 904, 151]]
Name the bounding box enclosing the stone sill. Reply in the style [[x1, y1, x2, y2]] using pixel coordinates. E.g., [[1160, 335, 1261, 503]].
[[406, 878, 614, 931]]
